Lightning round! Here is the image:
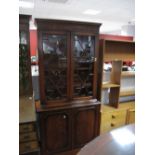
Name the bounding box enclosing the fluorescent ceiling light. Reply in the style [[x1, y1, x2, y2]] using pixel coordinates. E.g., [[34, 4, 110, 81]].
[[19, 1, 34, 8], [83, 9, 101, 15]]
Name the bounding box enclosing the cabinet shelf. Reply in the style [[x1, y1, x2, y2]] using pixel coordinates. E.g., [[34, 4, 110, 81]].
[[121, 71, 135, 77], [103, 39, 135, 61], [120, 89, 135, 97], [102, 82, 120, 89]]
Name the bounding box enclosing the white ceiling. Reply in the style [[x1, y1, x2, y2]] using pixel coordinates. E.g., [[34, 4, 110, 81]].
[[19, 0, 135, 34]]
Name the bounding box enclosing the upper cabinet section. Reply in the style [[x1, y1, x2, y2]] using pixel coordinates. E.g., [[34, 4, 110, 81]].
[[36, 19, 101, 105], [19, 15, 32, 96], [100, 39, 135, 61]]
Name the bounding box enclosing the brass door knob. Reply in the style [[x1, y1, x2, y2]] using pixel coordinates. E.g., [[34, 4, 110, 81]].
[[111, 123, 115, 127], [112, 115, 116, 119]]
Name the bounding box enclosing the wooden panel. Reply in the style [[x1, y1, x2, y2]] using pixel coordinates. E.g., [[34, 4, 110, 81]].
[[104, 40, 135, 61], [19, 141, 39, 154], [73, 105, 100, 148], [120, 89, 135, 97], [45, 114, 69, 151], [40, 110, 71, 154], [101, 60, 122, 108], [20, 123, 34, 133], [36, 19, 101, 34], [100, 102, 135, 113], [20, 132, 37, 142], [99, 34, 134, 41], [102, 82, 120, 89], [100, 110, 126, 133], [105, 52, 134, 61], [126, 109, 135, 124], [100, 103, 135, 134], [109, 87, 120, 108], [111, 60, 122, 84], [19, 96, 36, 123]]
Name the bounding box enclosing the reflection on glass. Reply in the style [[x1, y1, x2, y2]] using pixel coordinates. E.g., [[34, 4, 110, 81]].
[[19, 31, 31, 95], [73, 35, 95, 97], [42, 34, 68, 100], [20, 31, 27, 44]]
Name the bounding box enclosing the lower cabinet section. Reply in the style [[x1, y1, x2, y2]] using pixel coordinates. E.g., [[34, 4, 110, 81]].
[[20, 141, 39, 153], [100, 109, 127, 133], [38, 104, 100, 155], [100, 102, 135, 134], [19, 122, 40, 155]]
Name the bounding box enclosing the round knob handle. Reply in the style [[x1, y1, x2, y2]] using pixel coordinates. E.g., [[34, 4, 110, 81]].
[[29, 97, 32, 100], [112, 115, 116, 119], [111, 123, 115, 127], [63, 115, 66, 119]]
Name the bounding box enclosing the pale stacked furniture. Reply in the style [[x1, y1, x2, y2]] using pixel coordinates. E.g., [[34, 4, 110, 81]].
[[98, 39, 135, 134], [19, 97, 40, 155]]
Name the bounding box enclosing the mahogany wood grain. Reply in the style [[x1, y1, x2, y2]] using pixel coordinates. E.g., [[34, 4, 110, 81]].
[[35, 19, 101, 155], [38, 103, 100, 155], [72, 106, 100, 148], [36, 19, 101, 105]]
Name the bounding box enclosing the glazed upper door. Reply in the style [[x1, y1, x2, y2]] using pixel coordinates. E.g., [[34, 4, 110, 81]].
[[71, 33, 98, 99], [19, 29, 32, 96], [39, 31, 70, 103]]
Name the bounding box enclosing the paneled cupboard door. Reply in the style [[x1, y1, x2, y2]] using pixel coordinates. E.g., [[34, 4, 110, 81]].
[[72, 105, 100, 148], [38, 32, 70, 103], [39, 110, 72, 155], [71, 33, 98, 99]]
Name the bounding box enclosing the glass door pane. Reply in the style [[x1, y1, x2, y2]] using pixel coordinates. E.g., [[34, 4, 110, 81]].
[[42, 34, 68, 100], [19, 31, 31, 95], [73, 35, 95, 97]]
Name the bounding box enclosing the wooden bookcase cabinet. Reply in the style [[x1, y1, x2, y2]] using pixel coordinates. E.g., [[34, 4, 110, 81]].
[[98, 39, 135, 134], [19, 15, 32, 97], [35, 19, 101, 155]]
